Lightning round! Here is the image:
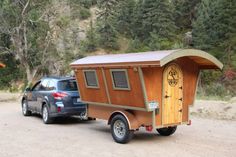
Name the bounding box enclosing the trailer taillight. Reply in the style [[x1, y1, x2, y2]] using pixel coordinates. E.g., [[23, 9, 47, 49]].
[[146, 125, 153, 132]]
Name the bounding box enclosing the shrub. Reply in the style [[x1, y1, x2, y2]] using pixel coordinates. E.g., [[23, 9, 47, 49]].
[[79, 7, 91, 20], [78, 0, 97, 8]]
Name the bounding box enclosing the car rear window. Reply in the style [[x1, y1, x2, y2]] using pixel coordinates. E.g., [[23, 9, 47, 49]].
[[58, 79, 78, 91]]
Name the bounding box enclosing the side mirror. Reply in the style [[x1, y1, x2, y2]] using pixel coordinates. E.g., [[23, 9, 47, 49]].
[[25, 87, 31, 92]]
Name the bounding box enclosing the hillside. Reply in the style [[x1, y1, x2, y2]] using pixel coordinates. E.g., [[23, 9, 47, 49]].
[[0, 0, 235, 98]]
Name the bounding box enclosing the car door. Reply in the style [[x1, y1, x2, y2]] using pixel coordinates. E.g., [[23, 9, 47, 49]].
[[35, 79, 50, 113], [27, 81, 41, 111], [46, 80, 56, 111]]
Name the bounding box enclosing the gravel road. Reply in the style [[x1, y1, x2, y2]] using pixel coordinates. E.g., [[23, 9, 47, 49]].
[[0, 101, 235, 157]]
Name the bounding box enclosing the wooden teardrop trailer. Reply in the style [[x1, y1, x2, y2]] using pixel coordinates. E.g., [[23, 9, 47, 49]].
[[71, 49, 223, 143]]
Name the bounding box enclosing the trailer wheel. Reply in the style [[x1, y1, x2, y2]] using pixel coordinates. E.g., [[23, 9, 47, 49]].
[[156, 126, 177, 136], [111, 114, 134, 144]]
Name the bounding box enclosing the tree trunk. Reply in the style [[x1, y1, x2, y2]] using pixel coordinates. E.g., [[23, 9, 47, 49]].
[[25, 65, 38, 85]]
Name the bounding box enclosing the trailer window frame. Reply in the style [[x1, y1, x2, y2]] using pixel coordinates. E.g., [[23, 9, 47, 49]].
[[83, 69, 99, 88], [110, 69, 130, 90]]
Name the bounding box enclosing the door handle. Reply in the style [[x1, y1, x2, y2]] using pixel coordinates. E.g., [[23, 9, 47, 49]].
[[165, 95, 171, 98], [179, 109, 182, 112], [179, 98, 183, 101]]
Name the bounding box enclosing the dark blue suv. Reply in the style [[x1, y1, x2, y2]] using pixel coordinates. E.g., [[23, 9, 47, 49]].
[[21, 77, 86, 124]]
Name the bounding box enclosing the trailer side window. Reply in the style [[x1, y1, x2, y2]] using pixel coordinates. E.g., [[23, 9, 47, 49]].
[[110, 69, 130, 90], [83, 70, 99, 88]]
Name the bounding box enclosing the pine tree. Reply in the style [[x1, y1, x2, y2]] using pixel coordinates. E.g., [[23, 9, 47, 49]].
[[193, 0, 236, 96], [192, 0, 212, 50], [131, 0, 145, 39], [115, 0, 135, 37], [142, 0, 177, 40], [193, 0, 236, 63], [173, 0, 201, 30], [82, 21, 98, 52], [96, 0, 119, 50]]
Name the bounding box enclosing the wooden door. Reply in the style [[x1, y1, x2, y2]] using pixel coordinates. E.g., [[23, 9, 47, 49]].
[[162, 64, 183, 125]]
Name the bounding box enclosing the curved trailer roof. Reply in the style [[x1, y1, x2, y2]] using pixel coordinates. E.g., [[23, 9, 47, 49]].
[[71, 49, 223, 70]]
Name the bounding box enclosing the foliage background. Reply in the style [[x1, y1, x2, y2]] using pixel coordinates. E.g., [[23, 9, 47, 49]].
[[0, 0, 235, 99]]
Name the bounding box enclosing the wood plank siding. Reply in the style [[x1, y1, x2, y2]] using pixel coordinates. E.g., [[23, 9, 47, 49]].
[[75, 69, 108, 103], [104, 68, 145, 108], [75, 67, 146, 108]]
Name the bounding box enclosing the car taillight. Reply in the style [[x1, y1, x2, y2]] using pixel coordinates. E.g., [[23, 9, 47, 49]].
[[52, 92, 68, 100]]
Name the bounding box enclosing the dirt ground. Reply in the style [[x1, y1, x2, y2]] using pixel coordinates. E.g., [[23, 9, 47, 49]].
[[0, 94, 236, 157]]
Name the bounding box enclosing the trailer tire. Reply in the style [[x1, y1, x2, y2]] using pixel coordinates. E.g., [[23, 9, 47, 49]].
[[156, 126, 177, 136], [111, 114, 134, 144]]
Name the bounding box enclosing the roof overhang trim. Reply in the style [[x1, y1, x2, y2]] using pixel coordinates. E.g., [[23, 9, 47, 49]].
[[160, 49, 223, 70]]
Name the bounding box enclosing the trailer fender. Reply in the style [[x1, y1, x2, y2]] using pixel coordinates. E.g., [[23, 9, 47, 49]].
[[108, 110, 139, 130]]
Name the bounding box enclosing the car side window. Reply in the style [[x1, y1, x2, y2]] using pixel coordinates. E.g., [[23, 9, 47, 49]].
[[32, 82, 41, 91], [40, 79, 49, 91], [47, 80, 56, 91]]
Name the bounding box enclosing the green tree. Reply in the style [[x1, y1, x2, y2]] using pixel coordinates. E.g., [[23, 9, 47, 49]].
[[130, 0, 177, 50], [115, 0, 135, 37], [81, 21, 98, 52], [173, 0, 201, 31], [193, 0, 236, 96], [0, 53, 22, 90], [131, 0, 145, 39], [96, 0, 119, 50], [193, 0, 236, 64], [0, 0, 56, 84], [142, 0, 177, 40]]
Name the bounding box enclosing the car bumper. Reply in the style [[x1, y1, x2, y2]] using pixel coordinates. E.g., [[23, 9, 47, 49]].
[[50, 105, 87, 117]]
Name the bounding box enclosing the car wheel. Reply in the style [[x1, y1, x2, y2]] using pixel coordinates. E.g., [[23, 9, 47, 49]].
[[22, 100, 31, 116], [42, 105, 53, 124], [111, 114, 134, 144], [156, 126, 177, 136]]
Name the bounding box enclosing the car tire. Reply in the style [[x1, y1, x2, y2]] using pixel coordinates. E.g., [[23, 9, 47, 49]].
[[156, 126, 177, 136], [111, 114, 134, 144], [22, 100, 31, 116], [42, 105, 53, 124]]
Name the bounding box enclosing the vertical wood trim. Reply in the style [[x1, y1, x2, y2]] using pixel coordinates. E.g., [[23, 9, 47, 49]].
[[138, 67, 149, 110], [101, 68, 111, 104], [190, 70, 200, 106], [152, 110, 156, 128], [74, 70, 83, 100]]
